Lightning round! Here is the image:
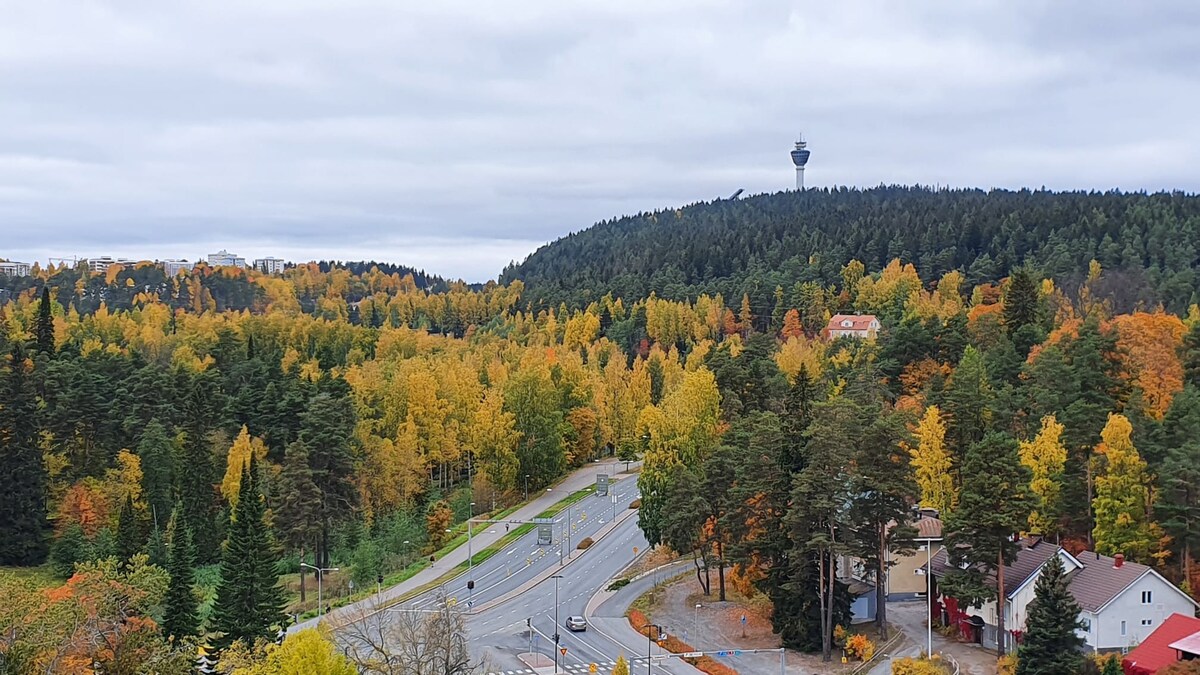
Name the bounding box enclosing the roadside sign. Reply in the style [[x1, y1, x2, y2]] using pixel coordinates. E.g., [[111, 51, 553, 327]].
[[589, 664, 598, 673], [595, 473, 609, 496], [560, 647, 568, 656], [535, 517, 553, 546], [682, 652, 703, 658], [633, 546, 639, 555]]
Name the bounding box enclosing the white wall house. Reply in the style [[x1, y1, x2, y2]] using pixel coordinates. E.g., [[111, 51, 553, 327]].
[[824, 314, 881, 339], [932, 541, 1199, 654]]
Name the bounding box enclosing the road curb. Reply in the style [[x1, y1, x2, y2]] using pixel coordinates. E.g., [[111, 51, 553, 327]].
[[468, 503, 641, 616]]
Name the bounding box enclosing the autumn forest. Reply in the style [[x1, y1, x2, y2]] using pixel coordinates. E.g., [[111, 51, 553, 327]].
[[2, 187, 1200, 673]]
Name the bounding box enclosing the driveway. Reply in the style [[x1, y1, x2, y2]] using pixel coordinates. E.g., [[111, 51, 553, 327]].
[[870, 601, 997, 675]]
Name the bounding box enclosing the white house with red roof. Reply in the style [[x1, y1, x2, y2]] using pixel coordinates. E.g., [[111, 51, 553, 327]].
[[824, 314, 880, 339]]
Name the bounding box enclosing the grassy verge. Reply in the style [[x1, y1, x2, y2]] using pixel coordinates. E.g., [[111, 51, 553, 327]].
[[302, 485, 604, 621]]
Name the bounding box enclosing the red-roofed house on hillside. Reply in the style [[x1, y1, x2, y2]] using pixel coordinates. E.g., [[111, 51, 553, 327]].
[[1123, 613, 1200, 674], [824, 314, 881, 339]]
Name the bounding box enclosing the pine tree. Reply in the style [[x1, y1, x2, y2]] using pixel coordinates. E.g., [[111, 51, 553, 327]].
[[136, 419, 176, 531], [275, 441, 322, 604], [0, 343, 49, 564], [163, 509, 200, 641], [115, 494, 142, 562], [300, 393, 358, 568], [34, 286, 55, 354], [942, 432, 1031, 657], [1002, 269, 1041, 334], [1015, 555, 1085, 675], [212, 455, 286, 650]]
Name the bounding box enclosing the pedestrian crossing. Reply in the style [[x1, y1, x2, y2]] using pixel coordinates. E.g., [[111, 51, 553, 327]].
[[487, 659, 647, 674]]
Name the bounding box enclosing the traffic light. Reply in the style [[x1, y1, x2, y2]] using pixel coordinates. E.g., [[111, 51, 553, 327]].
[[467, 580, 475, 590], [376, 574, 383, 585]]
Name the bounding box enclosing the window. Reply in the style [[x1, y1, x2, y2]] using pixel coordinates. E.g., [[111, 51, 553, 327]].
[[1142, 619, 1153, 627], [1120, 621, 1127, 636], [1141, 590, 1153, 604]]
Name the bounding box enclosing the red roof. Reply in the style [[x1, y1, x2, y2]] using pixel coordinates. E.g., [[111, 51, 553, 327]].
[[825, 314, 879, 335], [1123, 613, 1200, 675]]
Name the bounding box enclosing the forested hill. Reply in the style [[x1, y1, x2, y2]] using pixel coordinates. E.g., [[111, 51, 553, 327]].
[[502, 186, 1200, 313]]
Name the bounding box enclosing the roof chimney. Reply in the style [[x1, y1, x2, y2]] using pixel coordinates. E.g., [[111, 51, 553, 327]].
[[1114, 554, 1125, 569]]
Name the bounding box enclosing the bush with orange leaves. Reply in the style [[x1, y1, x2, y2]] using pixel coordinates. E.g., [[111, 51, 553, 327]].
[[626, 608, 739, 675], [844, 633, 876, 662]]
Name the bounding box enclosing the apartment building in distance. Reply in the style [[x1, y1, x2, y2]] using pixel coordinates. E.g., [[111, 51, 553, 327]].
[[85, 256, 137, 274], [253, 257, 286, 274], [160, 259, 195, 276], [0, 260, 32, 276], [207, 249, 247, 268]]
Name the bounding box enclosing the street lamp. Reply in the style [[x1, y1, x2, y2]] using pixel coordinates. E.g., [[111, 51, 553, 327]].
[[646, 623, 666, 675], [551, 574, 564, 674], [694, 604, 701, 642], [524, 474, 530, 502], [300, 562, 339, 618], [921, 538, 934, 656]]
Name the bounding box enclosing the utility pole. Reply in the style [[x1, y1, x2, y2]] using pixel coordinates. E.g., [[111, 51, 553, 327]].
[[552, 575, 563, 674]]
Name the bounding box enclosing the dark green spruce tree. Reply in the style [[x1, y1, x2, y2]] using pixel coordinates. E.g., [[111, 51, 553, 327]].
[[211, 455, 286, 650], [0, 342, 49, 564], [115, 494, 143, 562], [162, 508, 200, 641], [136, 418, 176, 532], [943, 432, 1031, 657], [34, 286, 55, 354], [1015, 554, 1085, 675]]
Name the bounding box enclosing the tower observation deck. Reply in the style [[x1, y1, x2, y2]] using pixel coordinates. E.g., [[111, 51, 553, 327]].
[[790, 138, 811, 190]]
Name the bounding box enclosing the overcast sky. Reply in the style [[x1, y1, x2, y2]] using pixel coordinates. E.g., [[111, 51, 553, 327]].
[[2, 2, 1198, 281]]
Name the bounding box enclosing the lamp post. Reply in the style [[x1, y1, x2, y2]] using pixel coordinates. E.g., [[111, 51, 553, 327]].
[[646, 623, 666, 675], [551, 574, 563, 674], [923, 538, 934, 656], [524, 474, 530, 502], [300, 562, 339, 618], [694, 604, 701, 642]]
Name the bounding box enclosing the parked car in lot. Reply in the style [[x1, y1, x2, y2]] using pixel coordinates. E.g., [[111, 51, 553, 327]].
[[566, 615, 587, 632]]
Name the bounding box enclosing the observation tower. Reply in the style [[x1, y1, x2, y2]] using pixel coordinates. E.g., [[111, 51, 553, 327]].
[[790, 137, 811, 190]]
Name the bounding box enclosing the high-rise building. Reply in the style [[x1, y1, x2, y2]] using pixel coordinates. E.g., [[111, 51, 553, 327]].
[[0, 260, 31, 277], [253, 257, 285, 275], [84, 256, 136, 274], [207, 249, 247, 268], [160, 259, 195, 276], [790, 137, 811, 190]]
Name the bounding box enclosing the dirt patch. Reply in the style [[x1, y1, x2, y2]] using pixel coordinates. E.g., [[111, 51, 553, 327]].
[[633, 570, 864, 674]]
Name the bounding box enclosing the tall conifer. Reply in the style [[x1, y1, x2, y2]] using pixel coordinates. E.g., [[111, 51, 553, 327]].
[[0, 343, 49, 564], [1015, 555, 1085, 675], [212, 455, 285, 650], [163, 508, 200, 641]]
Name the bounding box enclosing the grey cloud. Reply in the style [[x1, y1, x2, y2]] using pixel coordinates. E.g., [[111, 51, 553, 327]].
[[1, 1, 1197, 281]]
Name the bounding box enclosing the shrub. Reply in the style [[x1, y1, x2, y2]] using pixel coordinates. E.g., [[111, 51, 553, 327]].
[[892, 656, 950, 675], [629, 498, 642, 509], [845, 633, 875, 662], [578, 537, 594, 550], [606, 578, 631, 591], [997, 653, 1017, 675]]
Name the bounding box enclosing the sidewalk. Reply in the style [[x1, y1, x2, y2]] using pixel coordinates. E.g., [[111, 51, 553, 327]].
[[589, 560, 704, 675], [292, 460, 640, 633]]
